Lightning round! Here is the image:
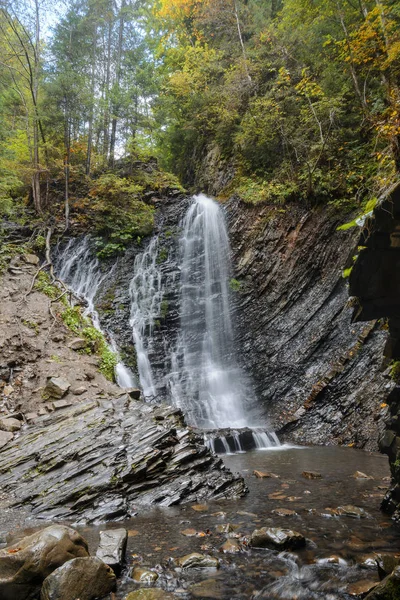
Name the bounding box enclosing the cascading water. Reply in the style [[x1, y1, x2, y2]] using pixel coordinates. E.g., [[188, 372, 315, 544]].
[[54, 237, 136, 388], [167, 194, 280, 451], [128, 237, 164, 398], [169, 194, 253, 429]]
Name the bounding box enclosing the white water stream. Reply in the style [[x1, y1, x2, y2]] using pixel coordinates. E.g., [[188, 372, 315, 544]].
[[55, 237, 136, 388]]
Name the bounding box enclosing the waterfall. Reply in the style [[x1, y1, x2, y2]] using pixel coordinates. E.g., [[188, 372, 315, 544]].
[[54, 237, 136, 388], [54, 196, 280, 453], [169, 194, 253, 429]]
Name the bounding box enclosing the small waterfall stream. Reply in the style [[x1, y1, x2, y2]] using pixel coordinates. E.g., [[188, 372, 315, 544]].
[[129, 237, 163, 398], [54, 194, 279, 452], [54, 237, 136, 389]]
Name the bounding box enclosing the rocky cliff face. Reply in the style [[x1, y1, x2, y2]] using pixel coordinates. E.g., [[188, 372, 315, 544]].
[[349, 182, 400, 519], [227, 199, 392, 450], [88, 194, 391, 451]]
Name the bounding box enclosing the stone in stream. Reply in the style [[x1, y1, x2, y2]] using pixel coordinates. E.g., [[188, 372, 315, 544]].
[[132, 567, 159, 582], [190, 578, 225, 598], [347, 580, 379, 597], [40, 557, 116, 600], [219, 539, 241, 554], [365, 566, 400, 599], [250, 527, 306, 550], [45, 377, 71, 399], [215, 523, 239, 533], [177, 552, 220, 569], [271, 508, 297, 517], [96, 528, 127, 572], [376, 554, 400, 580], [302, 471, 322, 479], [353, 471, 374, 479], [125, 590, 174, 600], [0, 430, 13, 449], [0, 417, 21, 432], [337, 505, 369, 518], [0, 525, 89, 600]]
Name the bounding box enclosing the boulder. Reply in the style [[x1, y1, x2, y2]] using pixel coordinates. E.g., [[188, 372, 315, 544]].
[[0, 431, 13, 449], [45, 377, 70, 399], [68, 338, 87, 351], [40, 557, 116, 600], [365, 566, 400, 599], [250, 527, 306, 550], [376, 554, 400, 580], [177, 553, 220, 569], [132, 567, 158, 582], [95, 529, 127, 572], [0, 525, 89, 600], [0, 418, 22, 432]]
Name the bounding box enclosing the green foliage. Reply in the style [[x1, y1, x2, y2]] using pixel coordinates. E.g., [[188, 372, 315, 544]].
[[22, 319, 39, 335], [229, 278, 242, 292], [60, 307, 118, 381], [160, 299, 169, 319], [85, 173, 155, 259], [61, 306, 86, 334], [34, 272, 59, 300], [342, 267, 353, 279], [390, 361, 400, 383]]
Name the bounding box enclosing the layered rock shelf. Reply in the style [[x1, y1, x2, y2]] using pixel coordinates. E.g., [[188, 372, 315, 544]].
[[0, 396, 246, 522]]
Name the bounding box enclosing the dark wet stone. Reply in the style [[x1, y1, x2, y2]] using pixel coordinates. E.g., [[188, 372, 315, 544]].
[[0, 399, 246, 522], [96, 529, 127, 573], [0, 525, 89, 600], [376, 554, 400, 580], [365, 566, 400, 599], [302, 471, 322, 479], [250, 527, 306, 550], [40, 557, 116, 600]]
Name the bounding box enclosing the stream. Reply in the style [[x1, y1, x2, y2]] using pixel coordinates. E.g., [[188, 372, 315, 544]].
[[93, 446, 399, 599], [4, 445, 398, 599]]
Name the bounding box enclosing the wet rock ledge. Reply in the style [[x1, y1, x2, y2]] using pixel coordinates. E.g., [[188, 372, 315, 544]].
[[0, 396, 246, 522]]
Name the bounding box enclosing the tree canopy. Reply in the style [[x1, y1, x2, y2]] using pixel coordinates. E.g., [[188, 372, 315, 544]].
[[0, 0, 399, 219]]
